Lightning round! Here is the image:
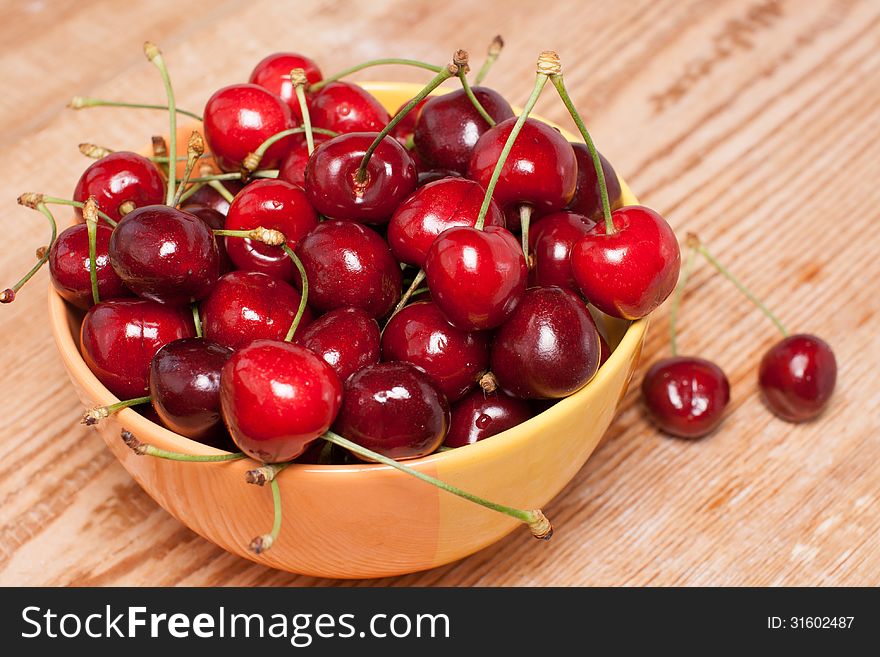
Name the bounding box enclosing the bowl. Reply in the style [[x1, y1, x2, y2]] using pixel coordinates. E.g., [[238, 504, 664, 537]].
[[48, 81, 648, 578]]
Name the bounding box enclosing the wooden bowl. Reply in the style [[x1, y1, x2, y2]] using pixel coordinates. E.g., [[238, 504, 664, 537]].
[[47, 82, 648, 579]]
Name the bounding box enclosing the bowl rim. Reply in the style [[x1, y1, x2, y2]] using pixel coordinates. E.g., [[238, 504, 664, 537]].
[[48, 80, 649, 474]]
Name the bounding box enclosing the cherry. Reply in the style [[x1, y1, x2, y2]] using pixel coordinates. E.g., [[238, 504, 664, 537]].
[[248, 52, 322, 120], [200, 270, 312, 350], [108, 205, 220, 305], [223, 179, 318, 281], [73, 152, 165, 222], [49, 223, 131, 309], [382, 300, 489, 402], [221, 339, 343, 463], [309, 81, 389, 134], [295, 220, 402, 318], [413, 87, 514, 174], [424, 225, 526, 330], [203, 83, 295, 171], [387, 178, 504, 268], [759, 334, 836, 422], [390, 97, 428, 146], [304, 132, 416, 223], [642, 356, 730, 439], [417, 169, 462, 186], [571, 206, 680, 319], [149, 338, 232, 441], [181, 205, 234, 274], [333, 361, 449, 460], [566, 144, 622, 220], [80, 299, 195, 399], [598, 332, 611, 366], [297, 306, 380, 382], [444, 388, 533, 448], [491, 286, 601, 399], [528, 211, 596, 291], [277, 133, 331, 187], [181, 180, 244, 216]]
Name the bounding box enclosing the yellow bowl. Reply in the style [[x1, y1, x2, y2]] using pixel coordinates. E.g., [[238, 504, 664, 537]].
[[48, 82, 647, 578]]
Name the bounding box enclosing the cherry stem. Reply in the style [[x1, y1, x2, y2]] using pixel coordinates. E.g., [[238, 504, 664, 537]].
[[173, 132, 205, 207], [29, 196, 116, 227], [1, 200, 58, 304], [83, 196, 101, 305], [144, 42, 178, 205], [519, 205, 532, 258], [457, 69, 495, 126], [68, 97, 202, 121], [475, 35, 504, 84], [188, 170, 278, 183], [282, 244, 309, 341], [121, 430, 247, 461], [688, 234, 789, 337], [192, 303, 203, 338], [213, 227, 285, 245], [245, 462, 289, 486], [78, 142, 199, 164], [241, 127, 338, 176], [176, 181, 206, 205], [309, 58, 444, 92], [669, 245, 697, 357], [82, 396, 150, 425], [391, 269, 426, 316], [250, 478, 282, 554], [549, 73, 613, 233], [207, 180, 236, 203], [290, 69, 315, 155]]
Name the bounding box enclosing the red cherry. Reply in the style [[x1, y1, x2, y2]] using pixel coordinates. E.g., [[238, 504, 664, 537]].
[[297, 306, 380, 382], [200, 270, 312, 350], [491, 287, 601, 399], [390, 97, 428, 146], [424, 225, 526, 330], [181, 180, 244, 216], [181, 205, 234, 274], [221, 340, 343, 463], [759, 334, 836, 422], [382, 300, 489, 402], [304, 132, 416, 224], [309, 81, 389, 134], [642, 356, 731, 439], [80, 299, 195, 399], [248, 52, 322, 120], [417, 169, 462, 186], [414, 87, 514, 174], [109, 205, 220, 305], [598, 332, 611, 366], [149, 338, 232, 441], [49, 223, 131, 309], [203, 83, 295, 171], [444, 388, 533, 448], [277, 133, 331, 187], [73, 152, 165, 222], [387, 178, 504, 268], [468, 117, 577, 214], [333, 362, 449, 460], [566, 144, 623, 220], [571, 206, 681, 319], [295, 220, 402, 318], [223, 179, 318, 281], [528, 211, 596, 291]]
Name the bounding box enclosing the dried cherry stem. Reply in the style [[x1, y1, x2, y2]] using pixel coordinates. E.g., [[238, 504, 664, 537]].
[[1, 198, 58, 304], [669, 244, 697, 357], [479, 371, 499, 393], [241, 127, 337, 176], [687, 233, 789, 337], [83, 196, 101, 305], [213, 226, 285, 245], [249, 479, 282, 554], [322, 430, 552, 539], [144, 42, 178, 205], [282, 244, 309, 341], [391, 269, 426, 316], [457, 69, 495, 126], [246, 462, 289, 486], [172, 132, 205, 207], [192, 303, 203, 338], [475, 35, 504, 84], [68, 96, 202, 121], [122, 430, 247, 461], [518, 205, 533, 257], [474, 53, 552, 230], [24, 195, 116, 227], [291, 68, 315, 155], [82, 396, 151, 425], [78, 143, 195, 163], [354, 52, 466, 185], [309, 58, 443, 92], [548, 68, 613, 233]]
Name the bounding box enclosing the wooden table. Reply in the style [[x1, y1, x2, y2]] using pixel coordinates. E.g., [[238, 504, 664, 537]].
[[1, 0, 877, 586]]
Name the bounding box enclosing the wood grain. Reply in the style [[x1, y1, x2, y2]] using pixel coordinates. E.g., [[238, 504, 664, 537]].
[[1, 0, 878, 586]]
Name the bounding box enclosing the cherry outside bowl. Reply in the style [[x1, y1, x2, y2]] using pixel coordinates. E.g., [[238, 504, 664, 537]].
[[48, 82, 649, 579]]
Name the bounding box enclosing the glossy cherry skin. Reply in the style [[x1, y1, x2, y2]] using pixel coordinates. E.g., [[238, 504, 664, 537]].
[[566, 144, 623, 220], [203, 83, 295, 171], [387, 178, 504, 268], [758, 334, 836, 422], [528, 211, 596, 291], [295, 220, 402, 318], [297, 306, 380, 382], [221, 339, 343, 463], [73, 152, 165, 222], [181, 205, 234, 274], [200, 270, 312, 350], [80, 299, 195, 399], [149, 338, 232, 441], [248, 52, 322, 120], [333, 362, 450, 461], [181, 180, 244, 216], [444, 389, 533, 448], [571, 206, 681, 320], [414, 87, 514, 174], [491, 286, 601, 399], [417, 169, 462, 186], [310, 81, 390, 134], [304, 132, 417, 224], [425, 225, 527, 330], [642, 356, 730, 438], [468, 117, 577, 214], [277, 133, 331, 187], [49, 223, 131, 309], [109, 205, 220, 305], [382, 300, 490, 402], [223, 178, 318, 281]]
